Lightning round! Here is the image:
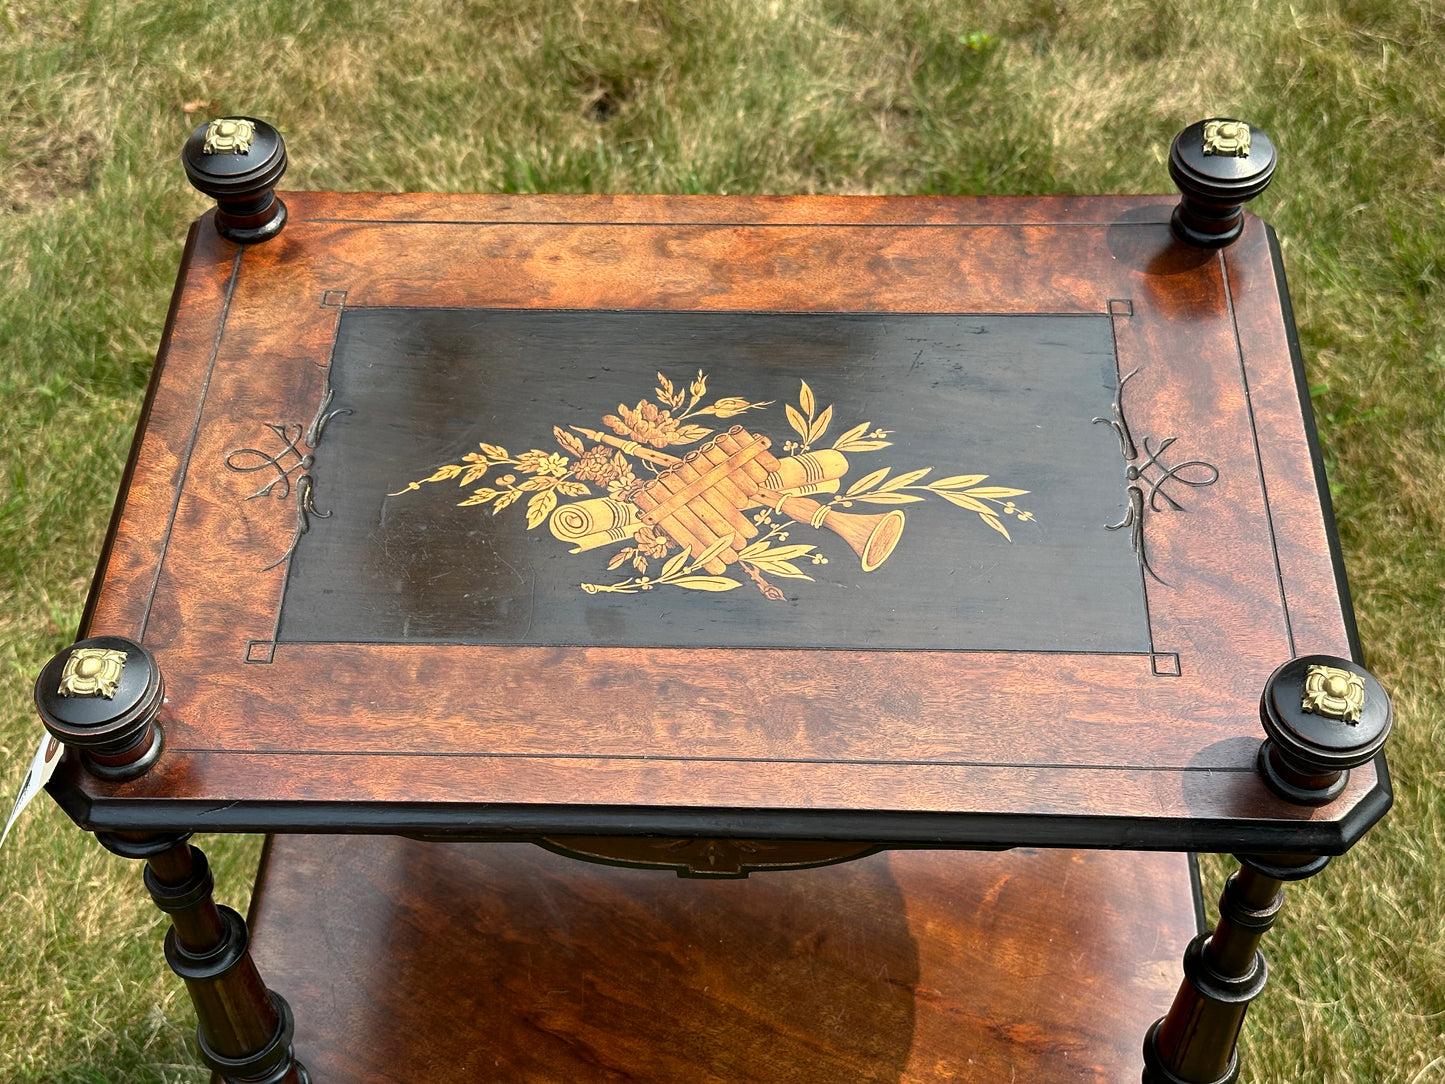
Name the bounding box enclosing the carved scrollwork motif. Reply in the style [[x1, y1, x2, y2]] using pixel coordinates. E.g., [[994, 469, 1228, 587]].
[[1094, 369, 1219, 583], [538, 836, 881, 878], [226, 386, 350, 571], [225, 423, 312, 501]]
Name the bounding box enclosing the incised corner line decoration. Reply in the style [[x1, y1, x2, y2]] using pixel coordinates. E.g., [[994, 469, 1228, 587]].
[[1094, 369, 1219, 583], [391, 370, 1034, 601]]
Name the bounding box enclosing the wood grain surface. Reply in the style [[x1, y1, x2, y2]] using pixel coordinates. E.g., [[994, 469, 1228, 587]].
[[52, 194, 1384, 850], [243, 835, 1200, 1084]]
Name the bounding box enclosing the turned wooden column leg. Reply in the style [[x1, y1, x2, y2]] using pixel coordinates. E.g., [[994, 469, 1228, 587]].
[[1144, 654, 1393, 1082], [35, 638, 308, 1083], [1142, 853, 1324, 1084], [97, 831, 310, 1084]]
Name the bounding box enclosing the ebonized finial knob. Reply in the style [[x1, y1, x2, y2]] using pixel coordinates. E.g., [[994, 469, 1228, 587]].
[[34, 636, 165, 781], [1257, 654, 1391, 805], [1168, 118, 1277, 247], [182, 116, 288, 244]]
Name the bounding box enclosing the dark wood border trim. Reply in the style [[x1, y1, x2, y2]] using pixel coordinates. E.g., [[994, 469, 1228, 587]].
[[1266, 226, 1361, 663], [50, 784, 1395, 854]]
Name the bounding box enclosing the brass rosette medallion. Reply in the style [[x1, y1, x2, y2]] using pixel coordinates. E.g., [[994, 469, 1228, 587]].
[[1301, 664, 1365, 724], [203, 117, 256, 155], [58, 648, 128, 699], [1202, 119, 1251, 157]]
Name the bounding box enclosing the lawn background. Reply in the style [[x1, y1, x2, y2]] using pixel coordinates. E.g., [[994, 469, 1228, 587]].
[[2, 1, 1442, 1081]]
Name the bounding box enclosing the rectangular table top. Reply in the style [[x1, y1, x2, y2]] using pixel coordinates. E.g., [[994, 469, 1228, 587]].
[[51, 193, 1388, 852]]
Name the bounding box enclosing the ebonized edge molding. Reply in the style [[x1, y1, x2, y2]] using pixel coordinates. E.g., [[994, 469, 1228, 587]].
[[77, 221, 205, 642], [44, 791, 1397, 856], [1266, 225, 1364, 663]]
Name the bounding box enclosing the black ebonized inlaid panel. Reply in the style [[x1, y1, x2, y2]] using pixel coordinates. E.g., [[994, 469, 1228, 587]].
[[278, 309, 1144, 651]]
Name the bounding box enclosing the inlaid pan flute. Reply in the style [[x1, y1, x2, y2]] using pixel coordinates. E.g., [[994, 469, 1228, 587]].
[[630, 426, 905, 575]]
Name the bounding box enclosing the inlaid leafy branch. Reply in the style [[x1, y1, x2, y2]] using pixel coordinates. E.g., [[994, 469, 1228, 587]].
[[835, 467, 1032, 540], [783, 382, 895, 456], [735, 540, 820, 579], [830, 420, 894, 453], [389, 435, 598, 530], [581, 536, 743, 594]]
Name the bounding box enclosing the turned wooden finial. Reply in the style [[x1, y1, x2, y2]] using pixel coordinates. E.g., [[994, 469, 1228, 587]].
[[34, 636, 164, 780], [1168, 118, 1277, 247], [1257, 654, 1392, 805], [182, 116, 289, 244]]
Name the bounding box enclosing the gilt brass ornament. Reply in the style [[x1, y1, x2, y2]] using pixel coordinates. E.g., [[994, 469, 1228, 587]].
[[1202, 120, 1251, 158], [203, 117, 256, 155], [1301, 664, 1365, 724], [58, 648, 127, 699]]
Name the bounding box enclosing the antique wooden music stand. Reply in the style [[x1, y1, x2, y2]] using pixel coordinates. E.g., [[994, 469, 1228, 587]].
[[34, 117, 1392, 1083]]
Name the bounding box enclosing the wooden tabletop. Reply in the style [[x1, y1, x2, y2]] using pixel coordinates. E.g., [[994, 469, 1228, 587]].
[[49, 193, 1388, 852]]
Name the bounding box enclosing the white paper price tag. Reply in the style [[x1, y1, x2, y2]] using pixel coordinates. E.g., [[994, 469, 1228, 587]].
[[2, 734, 63, 850]]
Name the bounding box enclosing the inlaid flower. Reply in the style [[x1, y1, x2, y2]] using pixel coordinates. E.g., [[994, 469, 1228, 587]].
[[516, 450, 569, 476], [573, 445, 619, 484], [634, 525, 672, 559], [604, 400, 681, 448]]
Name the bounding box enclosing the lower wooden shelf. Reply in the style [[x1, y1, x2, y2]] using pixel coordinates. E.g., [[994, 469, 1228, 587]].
[[242, 836, 1202, 1083]]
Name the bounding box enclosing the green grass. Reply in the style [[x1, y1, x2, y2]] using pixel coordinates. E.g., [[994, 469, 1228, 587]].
[[2, 1, 1442, 1080]]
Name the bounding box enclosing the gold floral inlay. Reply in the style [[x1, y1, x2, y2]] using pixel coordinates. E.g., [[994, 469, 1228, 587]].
[[1301, 664, 1365, 724], [392, 370, 1034, 602], [203, 117, 255, 155], [1202, 120, 1251, 158], [58, 648, 127, 699]]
